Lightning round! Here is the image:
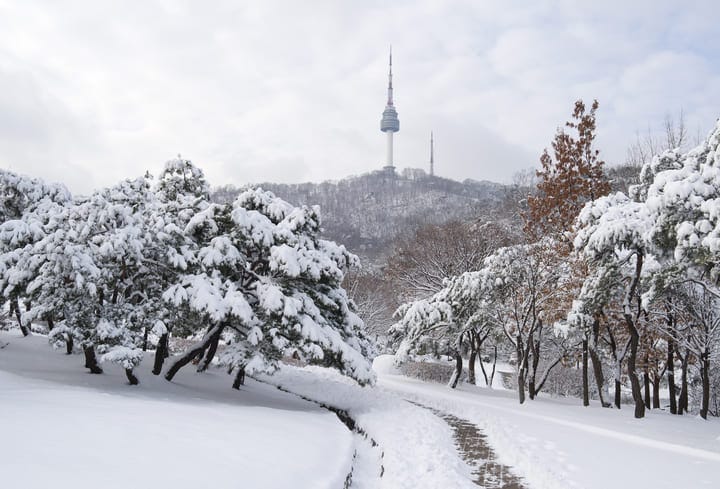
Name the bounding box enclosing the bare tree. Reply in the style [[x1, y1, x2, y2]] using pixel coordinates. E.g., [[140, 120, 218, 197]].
[[385, 220, 515, 302], [625, 109, 688, 167], [662, 284, 720, 419], [344, 269, 396, 339]]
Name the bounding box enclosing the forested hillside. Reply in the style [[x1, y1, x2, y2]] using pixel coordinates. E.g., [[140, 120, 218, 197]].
[[213, 169, 506, 259]]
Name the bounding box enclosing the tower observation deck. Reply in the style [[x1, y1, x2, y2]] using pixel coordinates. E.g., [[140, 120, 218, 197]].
[[380, 48, 399, 172]]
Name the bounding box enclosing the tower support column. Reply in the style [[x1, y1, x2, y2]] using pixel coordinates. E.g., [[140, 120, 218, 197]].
[[387, 131, 394, 167]]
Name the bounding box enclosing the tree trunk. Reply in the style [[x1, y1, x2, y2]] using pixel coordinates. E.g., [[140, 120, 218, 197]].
[[528, 334, 539, 400], [125, 368, 139, 385], [652, 374, 661, 409], [517, 366, 526, 404], [667, 338, 677, 414], [191, 350, 204, 365], [700, 353, 710, 420], [623, 252, 645, 419], [12, 298, 30, 337], [489, 345, 497, 387], [582, 338, 589, 407], [478, 344, 497, 387], [679, 351, 689, 415], [479, 352, 489, 386], [589, 345, 609, 407], [643, 356, 651, 410], [517, 334, 527, 404], [448, 332, 464, 389], [232, 365, 246, 389], [65, 334, 73, 355], [197, 326, 223, 373], [47, 315, 55, 332], [606, 322, 622, 409], [83, 345, 103, 374], [468, 348, 477, 385], [627, 328, 645, 418], [142, 327, 149, 352], [165, 325, 222, 381], [152, 333, 169, 375], [449, 350, 463, 389], [664, 301, 678, 415]]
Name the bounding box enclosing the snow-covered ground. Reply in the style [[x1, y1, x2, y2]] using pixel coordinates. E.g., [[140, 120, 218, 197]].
[[3, 333, 720, 489], [259, 365, 476, 489], [376, 357, 720, 489], [0, 331, 353, 489]]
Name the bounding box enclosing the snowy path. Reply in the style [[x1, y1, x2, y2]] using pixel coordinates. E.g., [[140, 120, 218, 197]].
[[379, 373, 720, 489], [0, 332, 354, 489], [407, 399, 525, 488]]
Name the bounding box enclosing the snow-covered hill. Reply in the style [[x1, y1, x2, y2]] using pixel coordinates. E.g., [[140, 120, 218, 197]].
[[213, 170, 507, 259]]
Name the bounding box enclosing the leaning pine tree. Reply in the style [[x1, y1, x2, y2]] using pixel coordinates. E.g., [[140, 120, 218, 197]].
[[162, 187, 376, 387]]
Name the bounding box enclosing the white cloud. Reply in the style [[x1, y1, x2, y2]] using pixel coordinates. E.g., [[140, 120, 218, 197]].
[[0, 0, 718, 193]]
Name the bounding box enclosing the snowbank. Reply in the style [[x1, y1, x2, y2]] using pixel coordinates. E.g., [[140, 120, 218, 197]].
[[261, 365, 477, 489], [371, 353, 400, 375]]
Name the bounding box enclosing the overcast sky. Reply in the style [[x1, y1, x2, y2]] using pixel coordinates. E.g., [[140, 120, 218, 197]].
[[1, 0, 719, 194]]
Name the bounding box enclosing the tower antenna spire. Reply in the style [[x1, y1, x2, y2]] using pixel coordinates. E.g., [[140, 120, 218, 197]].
[[430, 131, 434, 176], [387, 46, 394, 105]]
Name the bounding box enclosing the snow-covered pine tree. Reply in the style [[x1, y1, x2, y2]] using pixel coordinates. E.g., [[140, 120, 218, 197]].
[[391, 297, 459, 384], [19, 196, 105, 371], [570, 191, 655, 418], [0, 170, 71, 335], [163, 187, 375, 387], [155, 155, 210, 203], [637, 120, 720, 418], [90, 176, 159, 383], [0, 169, 71, 222], [455, 241, 569, 403], [144, 157, 210, 375], [393, 240, 569, 398], [17, 176, 155, 381]]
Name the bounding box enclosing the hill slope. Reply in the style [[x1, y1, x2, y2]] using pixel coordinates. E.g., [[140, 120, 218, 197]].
[[213, 169, 506, 258]]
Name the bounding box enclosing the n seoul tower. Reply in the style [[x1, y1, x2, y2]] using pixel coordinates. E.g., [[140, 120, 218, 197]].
[[380, 48, 399, 173]]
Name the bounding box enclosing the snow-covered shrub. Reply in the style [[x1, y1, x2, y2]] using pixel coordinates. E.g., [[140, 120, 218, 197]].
[[398, 359, 455, 384]]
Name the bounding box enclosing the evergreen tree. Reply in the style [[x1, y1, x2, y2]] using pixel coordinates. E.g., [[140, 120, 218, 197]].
[[0, 170, 71, 335], [163, 187, 375, 386]]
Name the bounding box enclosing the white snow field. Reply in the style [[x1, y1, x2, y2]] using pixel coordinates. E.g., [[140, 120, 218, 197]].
[[3, 334, 720, 489], [375, 357, 720, 489], [0, 331, 354, 489]]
